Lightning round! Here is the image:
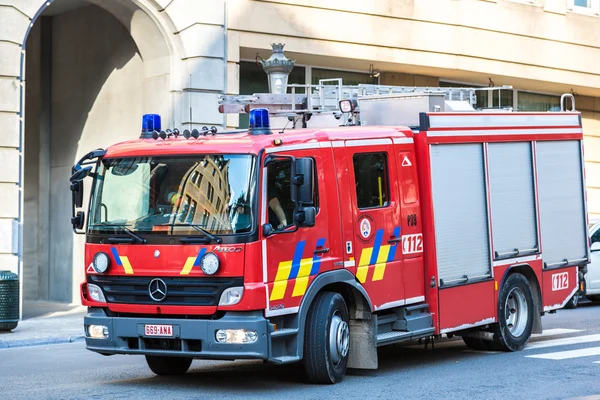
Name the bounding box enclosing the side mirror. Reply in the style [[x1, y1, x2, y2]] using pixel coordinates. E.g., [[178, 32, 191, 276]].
[[294, 207, 316, 227], [71, 211, 85, 231], [70, 165, 92, 182], [71, 181, 84, 208], [591, 242, 600, 252], [292, 158, 314, 205], [263, 224, 274, 237]]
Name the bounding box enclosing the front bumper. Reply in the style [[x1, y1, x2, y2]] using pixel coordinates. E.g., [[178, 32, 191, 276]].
[[84, 308, 269, 360]]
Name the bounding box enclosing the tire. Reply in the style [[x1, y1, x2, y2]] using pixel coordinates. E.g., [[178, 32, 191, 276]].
[[462, 336, 494, 351], [304, 292, 350, 384], [565, 293, 579, 309], [145, 356, 192, 375], [491, 273, 534, 352], [0, 322, 17, 332]]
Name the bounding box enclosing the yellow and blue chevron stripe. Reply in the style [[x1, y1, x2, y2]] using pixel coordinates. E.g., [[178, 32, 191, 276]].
[[111, 247, 134, 275], [180, 248, 207, 275], [270, 238, 326, 301], [356, 227, 400, 283]]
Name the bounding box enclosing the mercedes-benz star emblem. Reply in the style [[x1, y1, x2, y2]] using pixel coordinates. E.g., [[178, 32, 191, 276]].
[[148, 278, 167, 302]]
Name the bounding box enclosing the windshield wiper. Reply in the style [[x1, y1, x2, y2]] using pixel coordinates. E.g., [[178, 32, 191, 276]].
[[93, 223, 146, 244], [160, 223, 223, 244]]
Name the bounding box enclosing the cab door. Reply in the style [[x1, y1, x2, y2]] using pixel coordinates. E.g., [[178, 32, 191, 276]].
[[262, 147, 342, 317], [346, 139, 405, 309]]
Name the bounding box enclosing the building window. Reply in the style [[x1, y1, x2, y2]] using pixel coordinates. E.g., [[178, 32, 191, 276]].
[[207, 183, 214, 203], [216, 197, 222, 212], [190, 171, 199, 186], [518, 92, 561, 112], [353, 153, 389, 209], [569, 0, 600, 13], [202, 210, 210, 227]]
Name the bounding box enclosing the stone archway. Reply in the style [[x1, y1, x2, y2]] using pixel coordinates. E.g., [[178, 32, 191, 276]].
[[18, 0, 178, 304], [0, 0, 230, 311]]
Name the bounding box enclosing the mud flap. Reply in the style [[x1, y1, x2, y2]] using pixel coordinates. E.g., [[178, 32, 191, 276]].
[[347, 317, 378, 369]]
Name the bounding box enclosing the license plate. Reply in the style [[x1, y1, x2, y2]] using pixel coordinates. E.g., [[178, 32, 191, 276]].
[[144, 324, 173, 337]]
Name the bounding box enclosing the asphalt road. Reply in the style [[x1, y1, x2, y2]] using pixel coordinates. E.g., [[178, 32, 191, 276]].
[[1, 303, 600, 400]]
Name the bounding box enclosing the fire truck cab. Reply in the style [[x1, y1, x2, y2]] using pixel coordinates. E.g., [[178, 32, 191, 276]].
[[71, 83, 589, 384]]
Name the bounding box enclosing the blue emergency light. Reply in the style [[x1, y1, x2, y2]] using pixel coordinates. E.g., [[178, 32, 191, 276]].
[[140, 114, 161, 139], [248, 108, 272, 135]]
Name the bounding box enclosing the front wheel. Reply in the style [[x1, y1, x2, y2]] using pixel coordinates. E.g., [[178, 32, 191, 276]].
[[304, 292, 350, 384], [491, 273, 534, 351], [145, 355, 192, 375]]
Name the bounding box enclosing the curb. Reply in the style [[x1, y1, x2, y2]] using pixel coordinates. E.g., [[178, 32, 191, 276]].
[[0, 335, 85, 349]]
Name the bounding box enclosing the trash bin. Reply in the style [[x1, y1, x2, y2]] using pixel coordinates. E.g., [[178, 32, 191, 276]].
[[0, 271, 19, 332]]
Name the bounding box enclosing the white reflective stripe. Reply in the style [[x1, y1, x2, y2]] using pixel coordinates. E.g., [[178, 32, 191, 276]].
[[264, 306, 299, 317], [405, 295, 425, 305], [374, 295, 425, 311], [543, 285, 579, 312], [429, 114, 581, 129], [345, 138, 393, 147], [265, 143, 322, 153], [344, 260, 355, 268], [375, 299, 405, 311], [492, 254, 541, 267], [427, 128, 582, 137], [392, 137, 414, 144], [526, 346, 600, 360], [332, 141, 345, 148], [319, 142, 332, 148], [440, 317, 496, 334], [261, 168, 267, 225], [262, 240, 267, 283]]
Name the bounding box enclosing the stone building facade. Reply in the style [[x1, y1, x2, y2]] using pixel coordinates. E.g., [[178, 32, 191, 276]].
[[1, 0, 600, 308]]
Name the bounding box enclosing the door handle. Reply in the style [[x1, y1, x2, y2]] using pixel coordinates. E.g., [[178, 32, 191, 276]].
[[314, 248, 330, 255], [388, 238, 401, 244]]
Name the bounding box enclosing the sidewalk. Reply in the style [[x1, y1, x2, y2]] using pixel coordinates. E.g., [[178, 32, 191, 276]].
[[0, 301, 86, 349]]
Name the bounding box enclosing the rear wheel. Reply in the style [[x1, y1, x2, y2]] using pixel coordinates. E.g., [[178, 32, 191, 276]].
[[491, 273, 534, 351], [462, 336, 493, 351], [304, 292, 350, 384], [145, 356, 192, 375]]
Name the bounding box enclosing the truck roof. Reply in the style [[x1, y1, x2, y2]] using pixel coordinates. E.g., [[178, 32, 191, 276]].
[[103, 126, 414, 158]]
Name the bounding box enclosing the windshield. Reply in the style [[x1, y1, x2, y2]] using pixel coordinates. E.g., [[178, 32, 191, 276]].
[[89, 155, 256, 235]]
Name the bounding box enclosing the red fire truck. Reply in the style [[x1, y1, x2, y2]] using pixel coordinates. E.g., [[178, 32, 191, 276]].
[[71, 83, 589, 384]]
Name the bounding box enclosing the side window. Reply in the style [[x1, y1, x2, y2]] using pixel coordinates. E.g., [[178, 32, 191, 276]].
[[353, 152, 390, 209]]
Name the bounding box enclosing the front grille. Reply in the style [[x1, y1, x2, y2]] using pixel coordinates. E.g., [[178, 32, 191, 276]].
[[88, 275, 243, 306]]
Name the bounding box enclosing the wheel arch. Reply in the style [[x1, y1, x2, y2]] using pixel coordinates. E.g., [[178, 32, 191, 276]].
[[296, 269, 373, 358], [499, 263, 543, 334]]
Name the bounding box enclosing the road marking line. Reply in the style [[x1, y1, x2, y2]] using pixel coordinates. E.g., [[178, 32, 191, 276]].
[[526, 346, 600, 360], [531, 328, 583, 338], [525, 334, 600, 350]]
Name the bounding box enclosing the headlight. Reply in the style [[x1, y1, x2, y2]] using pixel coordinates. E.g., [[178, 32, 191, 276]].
[[200, 252, 219, 275], [87, 325, 109, 339], [219, 286, 243, 306], [92, 252, 110, 274], [87, 283, 106, 303], [215, 329, 258, 344]]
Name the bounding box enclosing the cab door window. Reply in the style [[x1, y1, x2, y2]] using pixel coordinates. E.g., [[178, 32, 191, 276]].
[[353, 152, 390, 209], [267, 160, 293, 230]]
